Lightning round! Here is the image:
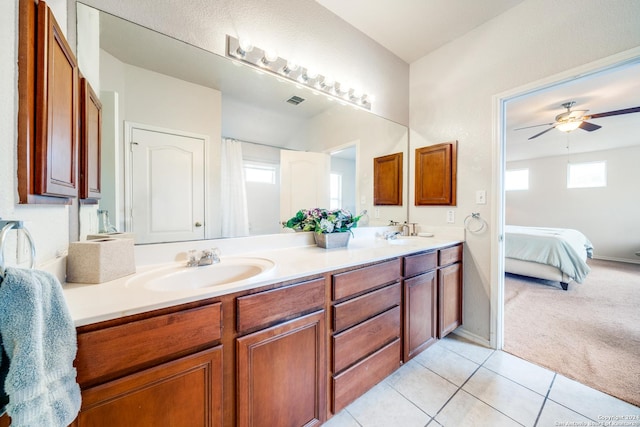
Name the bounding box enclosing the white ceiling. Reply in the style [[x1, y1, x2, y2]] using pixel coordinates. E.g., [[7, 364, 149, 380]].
[[315, 0, 524, 63], [315, 1, 640, 161]]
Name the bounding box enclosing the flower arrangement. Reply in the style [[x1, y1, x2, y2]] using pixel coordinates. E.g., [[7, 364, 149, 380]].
[[283, 208, 361, 234]]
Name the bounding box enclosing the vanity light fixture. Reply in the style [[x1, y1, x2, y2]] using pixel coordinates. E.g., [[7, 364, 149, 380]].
[[226, 35, 371, 110]]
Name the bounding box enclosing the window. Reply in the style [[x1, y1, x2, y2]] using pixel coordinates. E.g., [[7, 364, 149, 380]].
[[244, 163, 276, 184], [567, 161, 606, 188], [505, 169, 529, 191], [330, 173, 342, 209]]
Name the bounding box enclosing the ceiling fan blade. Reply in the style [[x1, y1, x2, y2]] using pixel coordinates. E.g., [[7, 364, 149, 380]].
[[528, 126, 556, 140], [579, 121, 602, 132], [514, 123, 554, 131], [588, 106, 640, 119]]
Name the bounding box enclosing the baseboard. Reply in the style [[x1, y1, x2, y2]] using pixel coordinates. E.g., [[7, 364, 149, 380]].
[[451, 328, 493, 349], [592, 255, 640, 265]]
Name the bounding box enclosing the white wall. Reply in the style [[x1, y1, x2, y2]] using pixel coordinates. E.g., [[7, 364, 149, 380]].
[[0, 0, 70, 266], [410, 0, 640, 342], [506, 145, 640, 263], [78, 0, 409, 125], [306, 106, 409, 225], [99, 51, 223, 238]]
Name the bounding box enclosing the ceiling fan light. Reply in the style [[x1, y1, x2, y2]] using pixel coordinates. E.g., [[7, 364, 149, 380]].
[[557, 120, 582, 132]]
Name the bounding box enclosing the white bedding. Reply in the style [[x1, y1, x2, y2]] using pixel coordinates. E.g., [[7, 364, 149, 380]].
[[505, 225, 593, 284]]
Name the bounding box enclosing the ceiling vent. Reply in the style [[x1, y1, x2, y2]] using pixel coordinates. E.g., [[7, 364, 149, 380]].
[[286, 95, 305, 106]]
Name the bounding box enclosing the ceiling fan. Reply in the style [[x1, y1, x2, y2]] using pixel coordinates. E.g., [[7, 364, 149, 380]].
[[516, 101, 640, 140]]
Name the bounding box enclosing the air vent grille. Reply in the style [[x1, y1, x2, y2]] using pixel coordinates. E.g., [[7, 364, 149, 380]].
[[286, 95, 305, 106]]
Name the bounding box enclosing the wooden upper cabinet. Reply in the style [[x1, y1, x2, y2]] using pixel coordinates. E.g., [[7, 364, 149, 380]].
[[415, 141, 457, 206], [80, 77, 102, 200], [17, 0, 78, 203], [373, 152, 403, 205]]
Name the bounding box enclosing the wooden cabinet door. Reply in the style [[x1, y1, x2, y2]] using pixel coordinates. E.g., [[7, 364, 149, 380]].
[[438, 262, 463, 337], [373, 152, 403, 205], [415, 141, 457, 206], [76, 346, 223, 427], [237, 311, 326, 427], [35, 1, 79, 198], [403, 271, 437, 361], [79, 77, 102, 200]]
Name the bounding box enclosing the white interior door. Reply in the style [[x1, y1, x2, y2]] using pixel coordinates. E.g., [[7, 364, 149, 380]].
[[128, 124, 205, 243], [280, 151, 330, 221]]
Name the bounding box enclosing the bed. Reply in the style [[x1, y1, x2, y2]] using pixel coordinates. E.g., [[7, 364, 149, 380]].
[[505, 225, 594, 290]]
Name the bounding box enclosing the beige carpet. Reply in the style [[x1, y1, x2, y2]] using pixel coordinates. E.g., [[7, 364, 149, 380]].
[[503, 258, 640, 407]]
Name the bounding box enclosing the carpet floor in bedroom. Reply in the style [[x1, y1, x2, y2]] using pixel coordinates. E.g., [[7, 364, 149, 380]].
[[503, 258, 640, 407]]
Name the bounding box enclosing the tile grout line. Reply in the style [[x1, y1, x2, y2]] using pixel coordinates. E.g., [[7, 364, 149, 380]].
[[533, 373, 556, 427]]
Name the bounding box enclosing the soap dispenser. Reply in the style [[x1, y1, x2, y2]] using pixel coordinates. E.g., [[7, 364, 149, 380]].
[[97, 209, 117, 233]]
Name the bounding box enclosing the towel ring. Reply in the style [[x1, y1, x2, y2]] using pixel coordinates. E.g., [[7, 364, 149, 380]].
[[0, 220, 36, 278], [464, 213, 487, 234]]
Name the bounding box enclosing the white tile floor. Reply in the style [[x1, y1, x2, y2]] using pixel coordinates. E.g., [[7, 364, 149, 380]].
[[324, 335, 640, 427]]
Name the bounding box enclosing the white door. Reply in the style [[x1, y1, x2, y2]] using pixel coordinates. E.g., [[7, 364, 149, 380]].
[[128, 124, 206, 243], [280, 151, 330, 222]]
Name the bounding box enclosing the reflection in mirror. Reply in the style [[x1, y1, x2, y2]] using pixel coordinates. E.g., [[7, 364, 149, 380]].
[[77, 3, 408, 244]]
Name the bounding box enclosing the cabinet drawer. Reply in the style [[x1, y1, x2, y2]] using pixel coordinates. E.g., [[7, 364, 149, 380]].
[[403, 251, 437, 278], [333, 306, 400, 373], [333, 283, 400, 333], [236, 277, 325, 333], [439, 244, 462, 266], [76, 302, 222, 387], [332, 259, 401, 301], [332, 339, 401, 413]]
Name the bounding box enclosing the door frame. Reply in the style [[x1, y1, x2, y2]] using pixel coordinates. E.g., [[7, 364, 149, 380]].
[[490, 47, 640, 349], [123, 121, 210, 239]]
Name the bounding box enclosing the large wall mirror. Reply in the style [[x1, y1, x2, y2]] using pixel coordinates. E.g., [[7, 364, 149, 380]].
[[76, 3, 408, 244]]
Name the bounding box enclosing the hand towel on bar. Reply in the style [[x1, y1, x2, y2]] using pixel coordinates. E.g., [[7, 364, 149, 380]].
[[0, 267, 81, 426]]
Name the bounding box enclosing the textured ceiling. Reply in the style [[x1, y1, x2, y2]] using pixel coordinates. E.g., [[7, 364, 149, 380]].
[[315, 0, 524, 63]]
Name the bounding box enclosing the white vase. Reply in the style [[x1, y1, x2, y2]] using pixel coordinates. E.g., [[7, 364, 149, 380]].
[[313, 232, 350, 249]]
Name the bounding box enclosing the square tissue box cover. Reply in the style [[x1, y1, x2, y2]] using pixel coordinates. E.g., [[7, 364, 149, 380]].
[[67, 238, 136, 284]]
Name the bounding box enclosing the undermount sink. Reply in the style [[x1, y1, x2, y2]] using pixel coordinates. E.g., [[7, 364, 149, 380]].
[[127, 257, 275, 292]]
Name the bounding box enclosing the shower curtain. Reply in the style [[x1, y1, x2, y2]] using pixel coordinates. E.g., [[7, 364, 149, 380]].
[[221, 138, 250, 237]]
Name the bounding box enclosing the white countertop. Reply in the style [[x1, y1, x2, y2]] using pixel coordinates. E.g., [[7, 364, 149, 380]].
[[62, 229, 463, 327]]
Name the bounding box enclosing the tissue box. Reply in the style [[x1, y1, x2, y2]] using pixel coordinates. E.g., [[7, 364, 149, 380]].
[[67, 238, 136, 284]]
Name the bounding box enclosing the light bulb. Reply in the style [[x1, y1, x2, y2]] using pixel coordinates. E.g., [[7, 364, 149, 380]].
[[260, 49, 279, 66], [280, 60, 299, 75], [235, 38, 254, 58], [298, 68, 318, 83], [320, 75, 335, 89], [557, 120, 582, 132]]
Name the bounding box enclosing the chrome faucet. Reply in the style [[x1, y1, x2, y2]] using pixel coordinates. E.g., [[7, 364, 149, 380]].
[[187, 248, 221, 267], [383, 231, 402, 240], [401, 222, 410, 236]]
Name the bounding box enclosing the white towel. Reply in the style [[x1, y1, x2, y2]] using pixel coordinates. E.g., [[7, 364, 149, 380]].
[[0, 267, 81, 426]]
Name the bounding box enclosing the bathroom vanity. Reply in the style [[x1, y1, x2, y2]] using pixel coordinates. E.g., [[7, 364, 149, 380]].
[[58, 236, 463, 427]]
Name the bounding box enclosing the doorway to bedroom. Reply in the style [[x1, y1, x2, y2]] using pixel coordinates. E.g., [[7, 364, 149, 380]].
[[497, 54, 640, 407]]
